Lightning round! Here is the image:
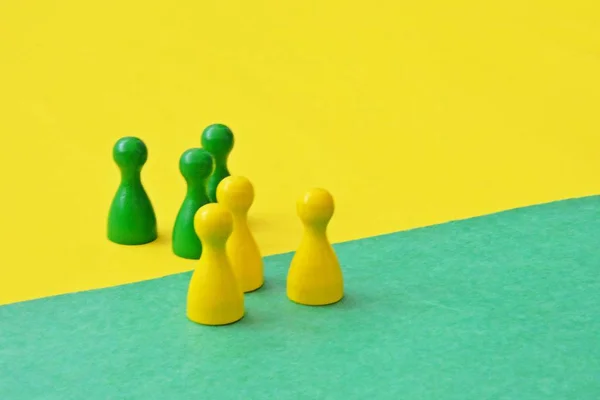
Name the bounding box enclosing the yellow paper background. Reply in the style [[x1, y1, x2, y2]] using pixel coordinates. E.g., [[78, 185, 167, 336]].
[[1, 0, 599, 305]]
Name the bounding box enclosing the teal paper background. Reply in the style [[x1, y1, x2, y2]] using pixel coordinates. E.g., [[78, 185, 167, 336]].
[[1, 197, 599, 399]]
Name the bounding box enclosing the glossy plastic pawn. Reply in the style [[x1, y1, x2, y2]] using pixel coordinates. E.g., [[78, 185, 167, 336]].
[[217, 176, 264, 292], [186, 203, 244, 326], [286, 188, 344, 306], [201, 124, 234, 203], [107, 136, 157, 245], [172, 148, 213, 259]]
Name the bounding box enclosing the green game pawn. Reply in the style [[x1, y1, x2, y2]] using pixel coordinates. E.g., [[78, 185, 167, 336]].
[[201, 124, 234, 202], [107, 137, 158, 245], [172, 148, 214, 259]]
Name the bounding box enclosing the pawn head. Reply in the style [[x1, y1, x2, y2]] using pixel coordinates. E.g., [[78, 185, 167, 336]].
[[297, 188, 335, 227], [201, 124, 234, 158], [194, 203, 233, 246], [179, 148, 214, 183], [113, 136, 148, 170], [216, 176, 254, 213]]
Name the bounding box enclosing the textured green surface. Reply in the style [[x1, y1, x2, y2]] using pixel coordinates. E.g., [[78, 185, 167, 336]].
[[2, 197, 600, 399]]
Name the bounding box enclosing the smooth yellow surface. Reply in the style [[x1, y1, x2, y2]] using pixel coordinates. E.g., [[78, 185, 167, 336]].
[[287, 189, 344, 306], [217, 176, 264, 293], [186, 204, 244, 325], [1, 1, 600, 305]]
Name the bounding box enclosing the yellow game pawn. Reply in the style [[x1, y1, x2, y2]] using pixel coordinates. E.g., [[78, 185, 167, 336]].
[[186, 203, 244, 325], [286, 188, 344, 306], [216, 176, 264, 292]]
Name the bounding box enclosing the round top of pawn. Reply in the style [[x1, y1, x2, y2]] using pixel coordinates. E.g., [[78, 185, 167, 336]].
[[201, 124, 234, 158], [179, 148, 213, 183], [296, 188, 335, 226], [216, 176, 254, 213], [113, 136, 148, 170], [194, 203, 233, 246]]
